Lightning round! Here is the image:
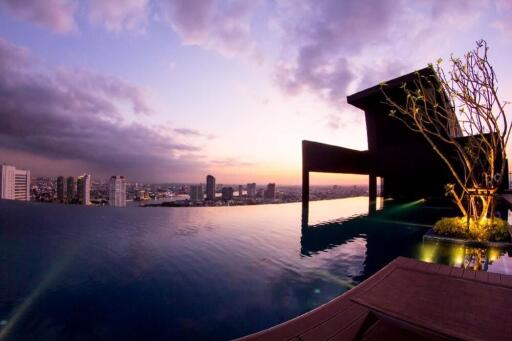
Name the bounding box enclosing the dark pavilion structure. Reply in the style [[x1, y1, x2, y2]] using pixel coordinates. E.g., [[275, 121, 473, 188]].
[[301, 67, 508, 210]]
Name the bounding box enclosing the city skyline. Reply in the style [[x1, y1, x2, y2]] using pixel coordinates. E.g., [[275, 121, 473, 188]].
[[10, 162, 370, 207], [0, 1, 511, 185]]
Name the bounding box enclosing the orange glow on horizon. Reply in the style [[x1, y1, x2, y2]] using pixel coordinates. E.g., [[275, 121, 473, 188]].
[[209, 166, 368, 186]]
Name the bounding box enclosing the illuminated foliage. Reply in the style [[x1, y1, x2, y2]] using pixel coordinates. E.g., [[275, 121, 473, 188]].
[[434, 216, 509, 242]]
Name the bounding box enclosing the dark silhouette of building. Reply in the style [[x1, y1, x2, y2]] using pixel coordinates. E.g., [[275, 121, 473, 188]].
[[302, 67, 508, 209], [247, 183, 256, 198], [264, 183, 276, 200], [206, 175, 215, 201], [221, 187, 233, 201], [57, 176, 67, 203], [66, 176, 76, 203]]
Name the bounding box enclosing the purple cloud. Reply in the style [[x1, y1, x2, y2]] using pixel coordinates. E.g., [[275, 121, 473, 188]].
[[272, 0, 487, 115], [0, 38, 204, 181], [173, 128, 202, 136], [54, 68, 153, 116], [495, 0, 512, 38], [0, 0, 261, 59], [88, 0, 149, 32], [173, 128, 216, 140], [1, 0, 77, 33], [273, 0, 400, 106], [209, 158, 254, 168], [1, 0, 150, 34], [162, 0, 261, 59]]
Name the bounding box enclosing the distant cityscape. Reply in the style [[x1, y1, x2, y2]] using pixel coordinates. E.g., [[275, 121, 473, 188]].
[[1, 164, 369, 208]]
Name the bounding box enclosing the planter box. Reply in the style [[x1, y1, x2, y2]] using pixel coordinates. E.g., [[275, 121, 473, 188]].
[[423, 228, 512, 248]]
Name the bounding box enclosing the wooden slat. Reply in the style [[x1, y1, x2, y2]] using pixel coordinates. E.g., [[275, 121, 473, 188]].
[[299, 302, 367, 341], [449, 267, 464, 278], [474, 271, 488, 283], [327, 313, 372, 341], [488, 272, 501, 285], [500, 274, 512, 287], [351, 268, 512, 341], [416, 261, 432, 272], [396, 257, 416, 267], [239, 297, 352, 341], [408, 259, 428, 271], [427, 263, 441, 274], [359, 320, 436, 341], [437, 264, 452, 275], [462, 269, 476, 280]]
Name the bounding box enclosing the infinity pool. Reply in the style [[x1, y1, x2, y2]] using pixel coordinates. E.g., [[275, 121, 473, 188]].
[[0, 197, 511, 339]]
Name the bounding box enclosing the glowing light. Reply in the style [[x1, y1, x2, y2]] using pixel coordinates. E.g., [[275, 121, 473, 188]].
[[488, 248, 500, 262], [419, 242, 439, 263], [400, 198, 426, 209], [451, 246, 465, 266]]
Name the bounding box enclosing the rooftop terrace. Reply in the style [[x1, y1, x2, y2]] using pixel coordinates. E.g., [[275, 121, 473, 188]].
[[241, 256, 512, 340]]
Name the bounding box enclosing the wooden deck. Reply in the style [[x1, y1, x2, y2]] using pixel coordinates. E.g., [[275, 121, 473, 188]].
[[239, 257, 512, 340]]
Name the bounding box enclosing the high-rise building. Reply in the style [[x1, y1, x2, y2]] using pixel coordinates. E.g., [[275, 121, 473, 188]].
[[77, 174, 91, 205], [66, 176, 77, 202], [221, 187, 233, 201], [0, 164, 30, 201], [109, 175, 127, 207], [256, 188, 265, 198], [247, 183, 256, 198], [189, 184, 204, 202], [206, 175, 216, 200], [264, 183, 276, 200], [238, 185, 243, 197], [57, 176, 67, 203]]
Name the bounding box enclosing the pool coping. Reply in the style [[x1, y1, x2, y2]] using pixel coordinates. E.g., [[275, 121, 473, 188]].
[[423, 228, 512, 248]]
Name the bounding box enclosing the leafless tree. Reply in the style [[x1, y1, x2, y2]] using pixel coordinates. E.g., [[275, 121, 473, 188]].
[[381, 40, 509, 224]]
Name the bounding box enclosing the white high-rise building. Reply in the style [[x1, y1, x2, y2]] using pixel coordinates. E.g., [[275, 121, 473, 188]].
[[189, 184, 203, 202], [109, 176, 127, 207], [0, 164, 30, 201], [77, 174, 91, 205]]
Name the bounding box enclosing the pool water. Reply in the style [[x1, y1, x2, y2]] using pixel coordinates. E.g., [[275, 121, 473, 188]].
[[0, 197, 510, 340]]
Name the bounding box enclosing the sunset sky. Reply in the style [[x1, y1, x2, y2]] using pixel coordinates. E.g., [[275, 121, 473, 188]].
[[0, 0, 511, 185]]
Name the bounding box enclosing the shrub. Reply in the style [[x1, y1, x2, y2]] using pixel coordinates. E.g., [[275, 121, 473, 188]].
[[433, 216, 510, 242], [492, 218, 510, 241], [434, 217, 465, 238]]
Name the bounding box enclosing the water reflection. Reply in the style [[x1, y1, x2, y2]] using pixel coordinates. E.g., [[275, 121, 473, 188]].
[[1, 197, 512, 340], [302, 197, 438, 228], [300, 199, 436, 282], [302, 198, 512, 280], [418, 241, 512, 272]]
